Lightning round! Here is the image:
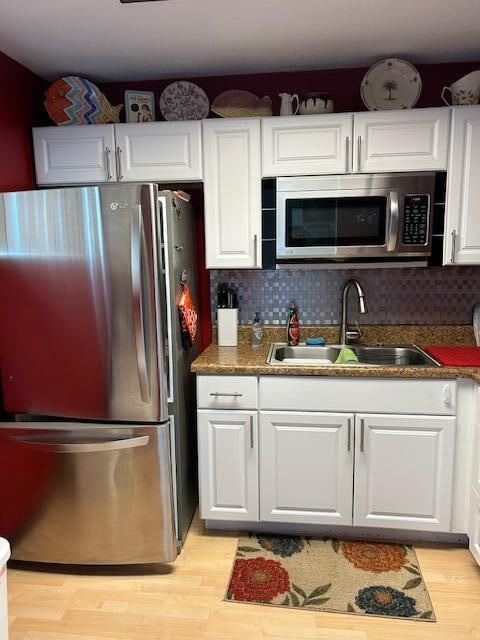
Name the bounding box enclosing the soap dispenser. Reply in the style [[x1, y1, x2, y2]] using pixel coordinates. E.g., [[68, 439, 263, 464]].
[[251, 312, 263, 348]]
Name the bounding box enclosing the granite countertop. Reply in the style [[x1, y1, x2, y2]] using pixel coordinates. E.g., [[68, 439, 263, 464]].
[[191, 325, 480, 383]]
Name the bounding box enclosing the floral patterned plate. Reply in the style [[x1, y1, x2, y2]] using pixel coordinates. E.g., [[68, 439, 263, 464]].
[[159, 81, 210, 121], [361, 58, 422, 111]]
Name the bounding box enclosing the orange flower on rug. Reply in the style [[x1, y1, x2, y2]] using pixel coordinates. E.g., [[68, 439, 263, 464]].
[[225, 534, 435, 621]]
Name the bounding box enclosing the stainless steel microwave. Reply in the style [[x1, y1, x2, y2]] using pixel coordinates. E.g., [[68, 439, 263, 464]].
[[276, 173, 436, 263]]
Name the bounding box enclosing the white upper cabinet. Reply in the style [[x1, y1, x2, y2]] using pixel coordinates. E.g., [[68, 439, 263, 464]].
[[203, 118, 262, 269], [33, 125, 117, 185], [444, 107, 480, 265], [260, 411, 354, 525], [33, 122, 203, 186], [354, 413, 456, 531], [261, 114, 353, 176], [353, 108, 450, 173], [114, 121, 202, 182]]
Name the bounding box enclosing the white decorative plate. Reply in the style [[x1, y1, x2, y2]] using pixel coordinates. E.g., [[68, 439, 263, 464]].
[[159, 81, 210, 121], [361, 58, 422, 110]]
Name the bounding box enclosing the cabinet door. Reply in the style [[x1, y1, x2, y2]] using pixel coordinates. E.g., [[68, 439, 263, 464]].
[[354, 414, 456, 531], [353, 108, 450, 173], [197, 410, 258, 521], [260, 411, 354, 525], [114, 122, 202, 182], [469, 489, 480, 567], [444, 107, 480, 265], [33, 125, 116, 185], [203, 119, 262, 268], [261, 114, 353, 176]]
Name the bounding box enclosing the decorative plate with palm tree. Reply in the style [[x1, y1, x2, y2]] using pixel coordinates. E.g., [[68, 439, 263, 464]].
[[361, 58, 422, 111]]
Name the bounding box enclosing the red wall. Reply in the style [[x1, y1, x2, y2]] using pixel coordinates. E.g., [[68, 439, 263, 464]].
[[100, 61, 480, 119], [0, 51, 44, 192]]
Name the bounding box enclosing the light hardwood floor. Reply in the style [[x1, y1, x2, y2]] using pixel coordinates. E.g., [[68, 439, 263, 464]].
[[7, 516, 480, 640]]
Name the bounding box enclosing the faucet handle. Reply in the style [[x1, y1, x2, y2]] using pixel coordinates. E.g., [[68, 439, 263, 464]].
[[345, 322, 362, 343], [345, 330, 361, 342]]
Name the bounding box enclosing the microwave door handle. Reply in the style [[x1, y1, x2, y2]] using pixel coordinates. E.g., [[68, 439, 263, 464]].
[[387, 191, 399, 252]]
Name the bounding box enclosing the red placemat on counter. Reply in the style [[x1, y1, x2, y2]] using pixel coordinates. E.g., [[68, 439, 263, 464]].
[[424, 345, 480, 366]]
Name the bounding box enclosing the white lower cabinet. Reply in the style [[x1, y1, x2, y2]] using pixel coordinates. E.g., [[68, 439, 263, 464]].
[[469, 489, 480, 566], [197, 410, 258, 521], [353, 414, 456, 531], [260, 411, 354, 525], [196, 375, 458, 536]]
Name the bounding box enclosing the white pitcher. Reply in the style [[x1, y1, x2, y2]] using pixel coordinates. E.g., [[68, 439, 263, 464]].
[[279, 93, 299, 116], [441, 70, 480, 105]]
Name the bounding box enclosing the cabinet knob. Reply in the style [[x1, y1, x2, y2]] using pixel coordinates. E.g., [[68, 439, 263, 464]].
[[442, 385, 452, 405]]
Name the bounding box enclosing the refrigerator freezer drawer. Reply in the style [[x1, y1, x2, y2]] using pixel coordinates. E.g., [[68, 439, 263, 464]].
[[0, 423, 176, 564]]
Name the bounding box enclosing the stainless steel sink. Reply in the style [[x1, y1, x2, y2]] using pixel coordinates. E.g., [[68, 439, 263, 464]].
[[266, 343, 440, 367]]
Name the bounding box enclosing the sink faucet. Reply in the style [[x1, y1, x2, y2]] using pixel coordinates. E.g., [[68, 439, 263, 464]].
[[339, 279, 368, 345]]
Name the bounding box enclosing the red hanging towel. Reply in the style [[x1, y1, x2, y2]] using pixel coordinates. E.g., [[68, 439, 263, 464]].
[[177, 283, 198, 348]]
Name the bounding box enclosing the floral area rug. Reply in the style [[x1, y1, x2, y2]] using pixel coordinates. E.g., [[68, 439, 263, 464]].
[[225, 534, 435, 621]]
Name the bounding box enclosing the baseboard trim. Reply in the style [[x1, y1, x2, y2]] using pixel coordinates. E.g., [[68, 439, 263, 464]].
[[204, 520, 468, 546]]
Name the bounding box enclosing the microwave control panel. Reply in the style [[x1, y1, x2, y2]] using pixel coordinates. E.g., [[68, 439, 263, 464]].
[[402, 194, 429, 245]]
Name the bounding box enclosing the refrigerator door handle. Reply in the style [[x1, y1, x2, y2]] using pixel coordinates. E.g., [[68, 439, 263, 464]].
[[2, 434, 150, 453], [131, 205, 151, 403]]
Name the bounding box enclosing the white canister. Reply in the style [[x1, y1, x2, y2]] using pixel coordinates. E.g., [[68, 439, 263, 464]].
[[217, 308, 239, 346], [0, 538, 10, 640]]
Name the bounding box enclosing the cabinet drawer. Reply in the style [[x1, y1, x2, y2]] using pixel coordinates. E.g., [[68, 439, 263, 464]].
[[260, 377, 456, 415], [197, 376, 258, 409]]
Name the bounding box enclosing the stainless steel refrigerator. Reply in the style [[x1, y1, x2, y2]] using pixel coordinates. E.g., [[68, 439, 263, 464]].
[[0, 184, 200, 564]]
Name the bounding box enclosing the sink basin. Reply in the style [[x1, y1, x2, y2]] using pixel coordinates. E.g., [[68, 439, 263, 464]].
[[266, 344, 440, 367]]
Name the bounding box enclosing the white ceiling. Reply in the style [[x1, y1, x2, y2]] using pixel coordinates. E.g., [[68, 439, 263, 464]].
[[1, 0, 480, 82]]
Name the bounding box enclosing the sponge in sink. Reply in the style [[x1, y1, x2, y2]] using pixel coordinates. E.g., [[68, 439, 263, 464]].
[[306, 337, 326, 345], [335, 347, 359, 364]]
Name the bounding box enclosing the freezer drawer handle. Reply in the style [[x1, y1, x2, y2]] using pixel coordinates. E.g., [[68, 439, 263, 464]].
[[131, 206, 151, 403], [3, 435, 150, 453]]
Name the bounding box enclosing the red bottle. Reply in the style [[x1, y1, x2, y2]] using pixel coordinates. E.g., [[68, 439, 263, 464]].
[[287, 302, 299, 346]]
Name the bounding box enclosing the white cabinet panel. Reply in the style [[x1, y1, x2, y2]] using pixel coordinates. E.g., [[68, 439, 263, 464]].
[[261, 114, 353, 176], [354, 108, 450, 172], [260, 411, 353, 525], [197, 376, 258, 410], [197, 410, 258, 521], [469, 489, 480, 566], [444, 106, 480, 265], [259, 377, 456, 415], [354, 414, 456, 531], [203, 119, 261, 268], [114, 122, 202, 182], [33, 125, 116, 185]]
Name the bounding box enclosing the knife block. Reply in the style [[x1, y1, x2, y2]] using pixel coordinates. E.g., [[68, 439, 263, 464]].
[[217, 308, 238, 346]]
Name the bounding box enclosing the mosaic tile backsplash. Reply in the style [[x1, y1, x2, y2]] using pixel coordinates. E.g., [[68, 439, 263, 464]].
[[210, 266, 480, 326]]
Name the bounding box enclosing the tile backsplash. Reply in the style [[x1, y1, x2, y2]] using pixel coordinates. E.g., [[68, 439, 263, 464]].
[[210, 266, 480, 326]]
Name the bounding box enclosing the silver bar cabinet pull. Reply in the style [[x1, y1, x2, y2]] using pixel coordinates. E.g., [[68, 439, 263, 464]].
[[357, 135, 362, 172], [105, 147, 112, 180], [250, 415, 254, 449], [451, 229, 457, 263], [253, 235, 258, 267], [360, 418, 365, 452], [210, 392, 243, 397], [345, 136, 350, 172], [116, 146, 123, 180], [347, 418, 351, 452]]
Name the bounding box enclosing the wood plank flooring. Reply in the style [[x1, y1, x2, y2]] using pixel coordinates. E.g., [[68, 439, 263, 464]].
[[7, 516, 480, 639]]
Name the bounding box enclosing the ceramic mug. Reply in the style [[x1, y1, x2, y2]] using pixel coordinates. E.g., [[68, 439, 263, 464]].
[[441, 71, 480, 105]]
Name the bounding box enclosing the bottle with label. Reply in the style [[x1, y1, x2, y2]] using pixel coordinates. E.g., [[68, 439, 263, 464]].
[[287, 302, 299, 346], [251, 312, 263, 348]]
